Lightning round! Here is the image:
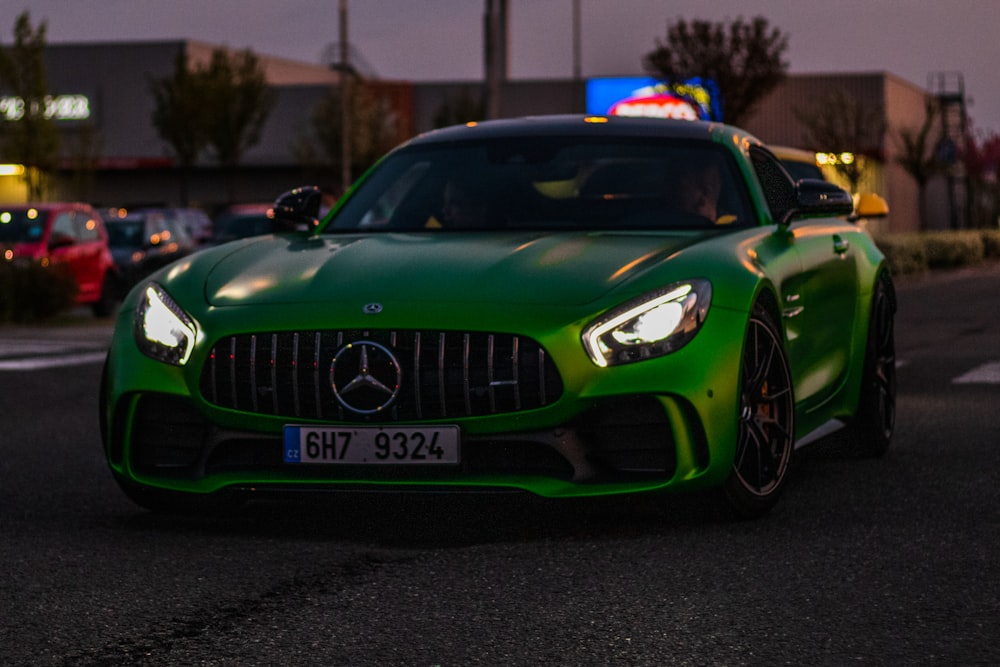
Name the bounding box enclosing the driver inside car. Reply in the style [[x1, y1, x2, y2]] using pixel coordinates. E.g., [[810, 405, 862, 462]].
[[666, 158, 738, 226]]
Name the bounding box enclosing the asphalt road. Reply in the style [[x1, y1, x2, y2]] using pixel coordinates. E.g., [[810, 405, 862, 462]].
[[1, 265, 998, 666]]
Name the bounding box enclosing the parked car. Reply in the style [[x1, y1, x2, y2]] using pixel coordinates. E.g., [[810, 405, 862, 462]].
[[211, 204, 276, 244], [772, 145, 830, 182], [105, 208, 196, 288], [171, 207, 214, 245], [0, 202, 120, 316], [101, 115, 896, 518]]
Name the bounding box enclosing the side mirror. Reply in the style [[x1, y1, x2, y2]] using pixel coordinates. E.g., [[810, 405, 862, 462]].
[[272, 186, 322, 232], [781, 178, 854, 224], [851, 193, 889, 221]]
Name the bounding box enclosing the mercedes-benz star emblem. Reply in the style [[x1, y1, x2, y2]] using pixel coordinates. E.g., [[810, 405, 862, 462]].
[[330, 341, 401, 414], [363, 302, 383, 314]]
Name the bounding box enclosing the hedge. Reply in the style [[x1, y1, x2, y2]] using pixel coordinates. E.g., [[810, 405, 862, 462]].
[[873, 229, 1000, 276]]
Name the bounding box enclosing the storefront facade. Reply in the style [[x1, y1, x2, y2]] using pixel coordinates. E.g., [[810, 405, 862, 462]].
[[0, 39, 948, 232]]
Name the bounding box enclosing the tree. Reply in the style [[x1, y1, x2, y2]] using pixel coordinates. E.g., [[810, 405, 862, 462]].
[[293, 81, 398, 183], [201, 48, 275, 204], [793, 87, 887, 194], [894, 98, 944, 231], [0, 12, 60, 200], [643, 15, 788, 126], [150, 47, 274, 205], [149, 52, 209, 205], [960, 128, 1000, 228]]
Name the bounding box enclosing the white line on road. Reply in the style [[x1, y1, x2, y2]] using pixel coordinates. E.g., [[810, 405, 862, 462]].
[[0, 351, 107, 371], [952, 361, 1000, 384], [0, 340, 72, 355]]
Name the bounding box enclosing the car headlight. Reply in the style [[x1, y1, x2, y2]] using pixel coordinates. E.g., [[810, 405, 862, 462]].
[[133, 283, 197, 366], [582, 280, 711, 367]]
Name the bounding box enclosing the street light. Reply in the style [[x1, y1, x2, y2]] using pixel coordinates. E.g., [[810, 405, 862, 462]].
[[340, 0, 351, 193]]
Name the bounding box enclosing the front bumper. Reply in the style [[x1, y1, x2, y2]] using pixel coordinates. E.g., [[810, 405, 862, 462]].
[[103, 302, 747, 500], [108, 390, 716, 498]]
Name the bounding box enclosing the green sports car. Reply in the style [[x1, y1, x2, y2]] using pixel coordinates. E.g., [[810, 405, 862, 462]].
[[100, 115, 896, 518]]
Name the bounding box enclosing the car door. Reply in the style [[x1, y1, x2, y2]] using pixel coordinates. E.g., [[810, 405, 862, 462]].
[[749, 146, 860, 411], [783, 216, 861, 410], [73, 207, 107, 302], [47, 209, 89, 300]]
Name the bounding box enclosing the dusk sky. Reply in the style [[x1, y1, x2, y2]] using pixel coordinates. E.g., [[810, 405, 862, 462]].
[[9, 0, 1000, 133]]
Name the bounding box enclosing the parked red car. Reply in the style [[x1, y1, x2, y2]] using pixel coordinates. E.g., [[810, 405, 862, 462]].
[[0, 202, 120, 316]]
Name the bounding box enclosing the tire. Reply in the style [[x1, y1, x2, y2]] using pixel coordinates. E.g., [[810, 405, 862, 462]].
[[92, 273, 120, 318], [846, 272, 897, 457], [722, 303, 795, 519]]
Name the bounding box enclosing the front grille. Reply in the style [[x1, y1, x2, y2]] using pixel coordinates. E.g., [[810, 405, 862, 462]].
[[199, 330, 563, 421]]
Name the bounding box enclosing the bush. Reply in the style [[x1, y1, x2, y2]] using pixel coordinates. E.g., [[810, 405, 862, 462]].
[[0, 261, 79, 322], [872, 229, 1000, 276], [981, 230, 1000, 259], [871, 233, 928, 277], [922, 230, 985, 269]]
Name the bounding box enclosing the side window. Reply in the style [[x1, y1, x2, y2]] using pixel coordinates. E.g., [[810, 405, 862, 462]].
[[165, 217, 191, 244], [51, 212, 79, 241], [76, 211, 102, 242], [750, 146, 797, 224]]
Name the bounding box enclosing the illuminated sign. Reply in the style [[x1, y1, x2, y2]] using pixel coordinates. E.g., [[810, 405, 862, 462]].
[[0, 94, 91, 122], [609, 93, 699, 120], [587, 77, 721, 121]]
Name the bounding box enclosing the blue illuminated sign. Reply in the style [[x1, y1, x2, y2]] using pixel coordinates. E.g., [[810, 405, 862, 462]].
[[586, 77, 721, 121]]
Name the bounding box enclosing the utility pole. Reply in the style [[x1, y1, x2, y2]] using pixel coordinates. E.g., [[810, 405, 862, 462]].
[[572, 0, 585, 112], [572, 0, 581, 81], [484, 0, 508, 119], [339, 0, 351, 193]]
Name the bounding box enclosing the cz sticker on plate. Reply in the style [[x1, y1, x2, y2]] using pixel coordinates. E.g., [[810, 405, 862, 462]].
[[284, 425, 460, 465]]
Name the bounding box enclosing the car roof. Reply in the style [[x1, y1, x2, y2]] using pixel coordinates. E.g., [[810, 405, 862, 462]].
[[403, 114, 760, 148]]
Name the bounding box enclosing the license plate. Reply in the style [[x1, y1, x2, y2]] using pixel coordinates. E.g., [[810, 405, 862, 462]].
[[283, 425, 460, 465]]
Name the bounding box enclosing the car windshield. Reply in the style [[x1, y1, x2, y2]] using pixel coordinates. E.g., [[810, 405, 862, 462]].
[[0, 209, 46, 243], [327, 137, 753, 233]]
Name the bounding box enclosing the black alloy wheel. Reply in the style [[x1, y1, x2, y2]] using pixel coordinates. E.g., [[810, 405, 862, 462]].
[[724, 304, 795, 518]]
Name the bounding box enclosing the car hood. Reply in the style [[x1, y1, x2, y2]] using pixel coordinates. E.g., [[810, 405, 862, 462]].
[[203, 231, 709, 308]]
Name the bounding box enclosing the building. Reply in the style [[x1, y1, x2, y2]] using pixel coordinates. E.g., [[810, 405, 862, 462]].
[[0, 39, 958, 232], [742, 71, 945, 234]]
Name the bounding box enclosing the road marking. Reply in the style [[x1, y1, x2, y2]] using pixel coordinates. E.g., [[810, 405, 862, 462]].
[[953, 361, 1000, 384], [0, 340, 71, 355], [0, 351, 107, 371]]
